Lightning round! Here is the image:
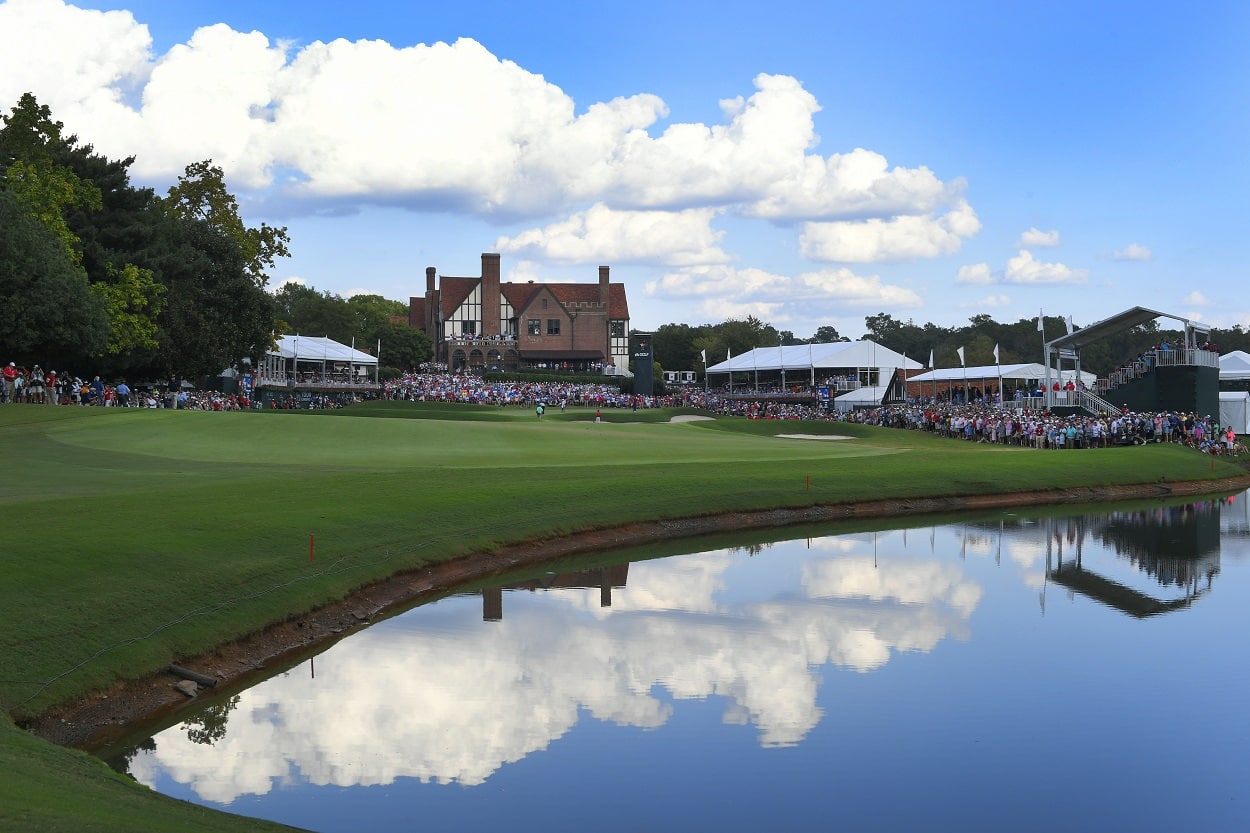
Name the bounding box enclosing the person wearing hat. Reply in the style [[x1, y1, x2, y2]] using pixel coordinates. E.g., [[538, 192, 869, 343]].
[[27, 365, 45, 405], [2, 362, 17, 403]]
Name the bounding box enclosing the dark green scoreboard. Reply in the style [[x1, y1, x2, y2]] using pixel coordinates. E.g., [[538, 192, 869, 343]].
[[632, 333, 654, 397]]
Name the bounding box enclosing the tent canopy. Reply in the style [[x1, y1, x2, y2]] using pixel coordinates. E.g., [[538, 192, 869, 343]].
[[909, 363, 1095, 386], [1219, 350, 1250, 382], [707, 340, 922, 374], [833, 385, 889, 409], [272, 335, 378, 365]]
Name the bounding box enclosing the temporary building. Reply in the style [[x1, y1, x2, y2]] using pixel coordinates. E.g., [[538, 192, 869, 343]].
[[833, 386, 890, 411], [705, 340, 922, 377], [257, 335, 380, 387], [1219, 350, 1250, 382], [908, 363, 1096, 388], [1219, 391, 1250, 434]]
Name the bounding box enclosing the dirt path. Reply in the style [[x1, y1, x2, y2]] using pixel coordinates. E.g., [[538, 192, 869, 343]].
[[29, 474, 1250, 749]]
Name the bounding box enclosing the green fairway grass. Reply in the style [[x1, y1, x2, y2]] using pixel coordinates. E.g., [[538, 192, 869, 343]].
[[1, 400, 1244, 832]]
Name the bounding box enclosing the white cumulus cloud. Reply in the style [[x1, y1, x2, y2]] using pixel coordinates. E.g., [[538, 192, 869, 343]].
[[496, 204, 730, 266], [1113, 243, 1152, 261], [0, 0, 972, 272], [1003, 249, 1087, 285], [646, 264, 921, 326], [799, 200, 981, 263], [955, 262, 994, 285], [1017, 227, 1059, 247]]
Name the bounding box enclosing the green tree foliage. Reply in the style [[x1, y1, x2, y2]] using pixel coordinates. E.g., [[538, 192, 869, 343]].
[[0, 93, 102, 266], [273, 284, 431, 370], [91, 263, 165, 355], [811, 325, 849, 343], [0, 189, 108, 361], [152, 217, 276, 378], [273, 282, 357, 340], [377, 319, 432, 370], [162, 160, 290, 286]]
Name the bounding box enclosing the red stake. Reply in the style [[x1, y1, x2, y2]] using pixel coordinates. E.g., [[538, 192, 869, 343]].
[[309, 533, 315, 563], [806, 475, 811, 490]]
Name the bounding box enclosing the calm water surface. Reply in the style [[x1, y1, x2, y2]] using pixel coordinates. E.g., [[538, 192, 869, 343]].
[[114, 493, 1250, 832]]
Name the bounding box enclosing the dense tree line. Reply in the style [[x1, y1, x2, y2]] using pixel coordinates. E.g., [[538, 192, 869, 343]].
[[649, 312, 1250, 380], [272, 284, 430, 372], [0, 93, 431, 381]]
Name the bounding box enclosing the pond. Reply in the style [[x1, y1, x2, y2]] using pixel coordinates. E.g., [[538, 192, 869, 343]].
[[107, 492, 1250, 832]]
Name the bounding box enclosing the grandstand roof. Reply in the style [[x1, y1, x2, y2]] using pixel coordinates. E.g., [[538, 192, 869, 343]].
[[706, 340, 921, 373], [271, 335, 378, 365]]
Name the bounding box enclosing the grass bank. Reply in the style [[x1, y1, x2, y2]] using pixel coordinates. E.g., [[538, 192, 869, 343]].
[[1, 401, 1244, 831]]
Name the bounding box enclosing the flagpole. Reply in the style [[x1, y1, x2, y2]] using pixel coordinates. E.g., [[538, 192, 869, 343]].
[[994, 343, 1001, 405], [901, 352, 907, 402], [929, 348, 935, 405], [1038, 308, 1048, 408], [958, 346, 967, 404]]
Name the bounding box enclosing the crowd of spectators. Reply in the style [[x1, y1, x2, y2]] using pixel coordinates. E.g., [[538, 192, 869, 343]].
[[0, 363, 256, 410], [5, 360, 1242, 455], [381, 370, 1241, 455]]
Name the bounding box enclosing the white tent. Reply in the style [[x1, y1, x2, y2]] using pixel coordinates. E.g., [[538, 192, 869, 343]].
[[270, 335, 379, 365], [1219, 392, 1250, 434], [1219, 350, 1250, 382], [257, 335, 380, 388], [706, 340, 922, 374], [908, 362, 1096, 387], [833, 385, 890, 410]]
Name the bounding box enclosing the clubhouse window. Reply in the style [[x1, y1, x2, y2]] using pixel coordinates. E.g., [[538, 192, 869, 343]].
[[547, 319, 561, 336], [527, 318, 541, 336]]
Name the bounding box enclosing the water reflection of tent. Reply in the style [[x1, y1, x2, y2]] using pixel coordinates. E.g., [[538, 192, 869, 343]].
[[1041, 509, 1220, 618], [474, 563, 630, 622]]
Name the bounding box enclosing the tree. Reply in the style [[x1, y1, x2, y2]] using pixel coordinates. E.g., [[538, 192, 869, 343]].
[[90, 263, 164, 355], [0, 189, 108, 362], [652, 322, 706, 372], [153, 216, 275, 378], [0, 93, 102, 266], [273, 283, 357, 342], [377, 319, 432, 370], [811, 325, 848, 343], [162, 160, 290, 286]]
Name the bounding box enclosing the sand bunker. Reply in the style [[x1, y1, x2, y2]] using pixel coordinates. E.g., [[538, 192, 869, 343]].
[[669, 414, 715, 422], [776, 433, 854, 440]]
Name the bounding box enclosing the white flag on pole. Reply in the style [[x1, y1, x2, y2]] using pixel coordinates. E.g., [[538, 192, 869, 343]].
[[928, 348, 934, 369], [1037, 309, 1045, 332], [700, 349, 707, 366], [1065, 315, 1074, 335], [993, 343, 1000, 364], [957, 346, 966, 366]]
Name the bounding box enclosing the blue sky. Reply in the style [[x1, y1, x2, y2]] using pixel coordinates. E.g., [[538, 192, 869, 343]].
[[2, 0, 1247, 339]]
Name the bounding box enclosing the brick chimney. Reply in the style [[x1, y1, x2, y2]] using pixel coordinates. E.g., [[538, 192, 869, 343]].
[[482, 253, 501, 336], [599, 265, 609, 308]]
